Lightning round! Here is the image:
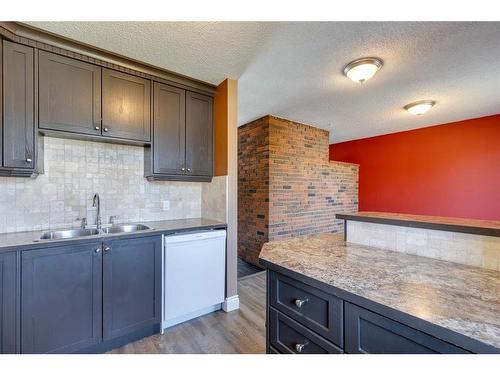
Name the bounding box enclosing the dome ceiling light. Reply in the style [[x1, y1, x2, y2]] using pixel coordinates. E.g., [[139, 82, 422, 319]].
[[404, 100, 436, 115], [343, 57, 383, 83]]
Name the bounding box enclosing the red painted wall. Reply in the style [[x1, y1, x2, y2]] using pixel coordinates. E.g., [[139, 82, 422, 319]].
[[329, 114, 500, 220]]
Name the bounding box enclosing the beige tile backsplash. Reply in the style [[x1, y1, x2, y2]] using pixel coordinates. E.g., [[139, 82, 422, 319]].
[[346, 220, 500, 271], [0, 137, 211, 234], [201, 175, 227, 223]]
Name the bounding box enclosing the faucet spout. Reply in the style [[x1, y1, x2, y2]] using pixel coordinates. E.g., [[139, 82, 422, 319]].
[[92, 193, 101, 230]]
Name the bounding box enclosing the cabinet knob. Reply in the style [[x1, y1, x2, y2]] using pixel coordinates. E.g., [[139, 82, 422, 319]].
[[187, 168, 191, 172], [104, 246, 111, 252], [295, 343, 307, 353], [95, 248, 101, 253], [26, 158, 32, 163], [181, 167, 186, 171], [95, 126, 100, 130], [294, 298, 308, 308], [103, 127, 109, 132]]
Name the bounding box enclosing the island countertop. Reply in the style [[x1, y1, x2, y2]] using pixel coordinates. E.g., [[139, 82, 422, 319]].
[[259, 232, 500, 351], [336, 211, 500, 237]]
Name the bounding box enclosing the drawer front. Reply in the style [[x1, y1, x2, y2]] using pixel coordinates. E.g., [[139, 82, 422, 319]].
[[269, 270, 343, 346], [268, 345, 281, 354], [345, 303, 469, 354], [269, 308, 342, 354]]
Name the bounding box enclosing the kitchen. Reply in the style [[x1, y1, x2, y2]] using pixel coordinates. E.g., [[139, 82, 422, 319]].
[[1, 4, 500, 373]]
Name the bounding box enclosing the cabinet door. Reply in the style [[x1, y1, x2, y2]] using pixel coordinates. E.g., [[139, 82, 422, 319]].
[[103, 236, 161, 340], [152, 82, 186, 175], [21, 243, 102, 354], [2, 41, 35, 169], [185, 91, 213, 177], [102, 68, 151, 142], [39, 51, 102, 136], [0, 252, 17, 354], [344, 302, 468, 354]]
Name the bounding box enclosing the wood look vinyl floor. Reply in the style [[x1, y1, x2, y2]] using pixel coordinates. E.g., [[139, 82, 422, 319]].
[[238, 256, 264, 278], [108, 271, 267, 354]]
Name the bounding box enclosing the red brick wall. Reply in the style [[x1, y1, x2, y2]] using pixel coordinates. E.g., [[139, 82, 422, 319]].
[[238, 117, 270, 266], [238, 115, 358, 266]]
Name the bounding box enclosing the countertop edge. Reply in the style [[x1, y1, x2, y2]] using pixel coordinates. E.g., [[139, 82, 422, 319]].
[[259, 257, 500, 354], [0, 220, 227, 254], [336, 213, 500, 238]]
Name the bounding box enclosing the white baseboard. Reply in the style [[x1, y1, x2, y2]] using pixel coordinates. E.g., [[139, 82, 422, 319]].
[[161, 303, 222, 333], [222, 295, 240, 312]]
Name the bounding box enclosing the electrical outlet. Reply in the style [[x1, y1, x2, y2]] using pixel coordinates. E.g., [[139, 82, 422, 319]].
[[162, 200, 170, 211]]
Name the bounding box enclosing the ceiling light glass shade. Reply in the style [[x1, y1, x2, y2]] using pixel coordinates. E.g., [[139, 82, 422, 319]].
[[404, 100, 436, 115], [343, 57, 383, 83]]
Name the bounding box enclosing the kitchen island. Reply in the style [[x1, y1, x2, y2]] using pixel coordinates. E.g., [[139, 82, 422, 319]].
[[259, 232, 500, 354]]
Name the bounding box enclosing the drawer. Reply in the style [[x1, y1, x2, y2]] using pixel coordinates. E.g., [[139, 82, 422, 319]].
[[269, 270, 343, 346], [268, 345, 281, 354], [344, 303, 469, 354], [269, 308, 342, 354]]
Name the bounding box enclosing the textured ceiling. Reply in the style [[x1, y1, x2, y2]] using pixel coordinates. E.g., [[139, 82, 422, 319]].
[[28, 22, 500, 142], [27, 22, 278, 84]]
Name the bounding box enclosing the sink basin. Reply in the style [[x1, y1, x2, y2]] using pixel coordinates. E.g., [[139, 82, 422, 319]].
[[101, 224, 151, 234], [40, 228, 100, 240]]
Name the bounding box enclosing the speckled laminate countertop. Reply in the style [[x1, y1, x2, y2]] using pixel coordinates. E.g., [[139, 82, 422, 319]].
[[259, 232, 500, 350], [0, 218, 226, 253]]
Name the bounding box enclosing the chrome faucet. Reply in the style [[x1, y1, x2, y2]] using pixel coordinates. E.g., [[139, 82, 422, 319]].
[[92, 193, 102, 231]]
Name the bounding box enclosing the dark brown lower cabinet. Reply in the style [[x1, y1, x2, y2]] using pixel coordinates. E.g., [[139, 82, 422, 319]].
[[19, 235, 161, 354], [21, 242, 103, 354], [102, 236, 161, 340], [0, 252, 17, 354], [344, 302, 468, 354], [269, 308, 342, 354], [265, 269, 492, 354]]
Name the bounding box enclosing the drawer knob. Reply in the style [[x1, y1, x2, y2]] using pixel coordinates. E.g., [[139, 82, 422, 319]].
[[295, 343, 307, 353], [294, 298, 308, 308]]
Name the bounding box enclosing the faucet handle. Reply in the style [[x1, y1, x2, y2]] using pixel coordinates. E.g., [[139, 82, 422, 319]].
[[109, 215, 118, 225], [76, 217, 88, 229]]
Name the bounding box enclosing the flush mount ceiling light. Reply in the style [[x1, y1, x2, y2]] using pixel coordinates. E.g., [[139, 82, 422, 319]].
[[343, 57, 383, 83], [404, 100, 436, 115]]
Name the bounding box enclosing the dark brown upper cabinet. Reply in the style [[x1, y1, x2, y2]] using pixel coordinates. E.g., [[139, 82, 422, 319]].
[[0, 24, 215, 180], [150, 82, 185, 176], [1, 40, 38, 177], [102, 68, 151, 143], [145, 84, 213, 182], [185, 91, 213, 178], [39, 51, 102, 136]]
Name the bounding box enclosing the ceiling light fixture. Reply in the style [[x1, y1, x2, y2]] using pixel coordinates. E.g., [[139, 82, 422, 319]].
[[404, 100, 436, 115], [343, 57, 383, 83]]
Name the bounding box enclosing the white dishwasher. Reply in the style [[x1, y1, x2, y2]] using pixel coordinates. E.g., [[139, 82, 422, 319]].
[[162, 229, 226, 332]]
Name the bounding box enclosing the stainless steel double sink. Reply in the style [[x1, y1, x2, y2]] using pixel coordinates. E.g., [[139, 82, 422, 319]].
[[39, 224, 151, 240]]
